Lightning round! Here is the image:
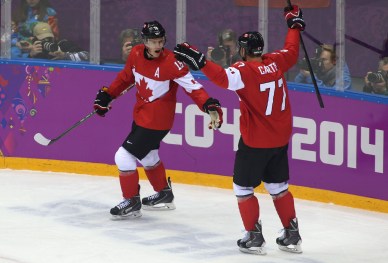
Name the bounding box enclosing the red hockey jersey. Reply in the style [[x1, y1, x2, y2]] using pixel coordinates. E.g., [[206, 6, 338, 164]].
[[202, 29, 300, 148], [108, 45, 210, 130]]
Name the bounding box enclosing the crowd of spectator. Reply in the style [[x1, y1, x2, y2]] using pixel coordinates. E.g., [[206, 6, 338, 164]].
[[5, 1, 387, 96], [12, 0, 58, 59], [11, 0, 87, 62]]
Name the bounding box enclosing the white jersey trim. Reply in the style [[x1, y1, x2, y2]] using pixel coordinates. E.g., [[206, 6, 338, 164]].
[[225, 66, 244, 91], [174, 72, 203, 93]]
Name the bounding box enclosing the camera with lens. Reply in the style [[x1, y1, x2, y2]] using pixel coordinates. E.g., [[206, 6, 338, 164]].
[[132, 38, 143, 46], [367, 71, 385, 83], [41, 40, 59, 53], [297, 57, 323, 72], [297, 46, 323, 72], [125, 38, 142, 47], [210, 45, 231, 65]]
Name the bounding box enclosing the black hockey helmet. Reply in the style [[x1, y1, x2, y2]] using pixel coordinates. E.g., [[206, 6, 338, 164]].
[[141, 20, 166, 39], [238, 31, 264, 56]]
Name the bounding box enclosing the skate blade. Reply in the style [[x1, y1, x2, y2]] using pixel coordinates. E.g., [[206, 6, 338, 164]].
[[239, 246, 267, 255], [142, 202, 176, 211], [110, 210, 142, 220], [278, 244, 302, 254]]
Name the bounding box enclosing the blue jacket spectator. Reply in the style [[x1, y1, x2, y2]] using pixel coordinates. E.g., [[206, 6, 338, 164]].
[[294, 44, 352, 90], [12, 0, 59, 58]]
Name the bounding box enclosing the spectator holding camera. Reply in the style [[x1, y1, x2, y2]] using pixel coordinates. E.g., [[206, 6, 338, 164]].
[[28, 22, 89, 61], [119, 28, 142, 63], [13, 0, 59, 58], [206, 29, 241, 68], [294, 44, 352, 90], [363, 57, 388, 95]]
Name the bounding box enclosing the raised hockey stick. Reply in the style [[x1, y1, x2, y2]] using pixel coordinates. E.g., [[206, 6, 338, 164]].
[[34, 84, 134, 146], [287, 0, 325, 108]]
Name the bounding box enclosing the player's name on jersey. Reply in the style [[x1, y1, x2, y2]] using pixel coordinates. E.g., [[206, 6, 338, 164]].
[[258, 62, 279, 75]]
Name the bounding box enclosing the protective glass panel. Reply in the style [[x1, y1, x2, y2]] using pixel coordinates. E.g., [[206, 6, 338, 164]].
[[1, 0, 11, 58], [346, 0, 388, 95], [186, 0, 259, 68], [268, 1, 338, 89], [10, 0, 90, 62], [100, 0, 177, 65]]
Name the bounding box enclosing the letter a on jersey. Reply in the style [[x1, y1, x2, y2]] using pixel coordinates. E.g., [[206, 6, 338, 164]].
[[154, 67, 160, 78]]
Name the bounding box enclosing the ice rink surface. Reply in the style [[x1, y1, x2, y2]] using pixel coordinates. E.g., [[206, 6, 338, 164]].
[[0, 169, 387, 263]]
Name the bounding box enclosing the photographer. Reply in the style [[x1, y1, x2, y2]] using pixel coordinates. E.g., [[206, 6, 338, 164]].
[[294, 44, 352, 90], [12, 0, 59, 59], [119, 28, 142, 63], [29, 22, 89, 61], [363, 57, 388, 95], [206, 29, 241, 68]]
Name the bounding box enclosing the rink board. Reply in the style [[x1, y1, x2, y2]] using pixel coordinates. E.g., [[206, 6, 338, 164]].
[[0, 62, 387, 210]]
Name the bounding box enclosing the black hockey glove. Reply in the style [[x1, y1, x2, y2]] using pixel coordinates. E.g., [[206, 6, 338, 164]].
[[174, 42, 206, 71], [284, 5, 305, 31], [203, 98, 223, 130], [94, 87, 113, 117]]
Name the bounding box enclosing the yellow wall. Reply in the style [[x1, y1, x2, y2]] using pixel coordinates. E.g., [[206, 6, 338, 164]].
[[2, 157, 387, 214]]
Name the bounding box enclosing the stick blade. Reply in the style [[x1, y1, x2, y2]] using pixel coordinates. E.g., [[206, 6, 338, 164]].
[[34, 133, 52, 146]]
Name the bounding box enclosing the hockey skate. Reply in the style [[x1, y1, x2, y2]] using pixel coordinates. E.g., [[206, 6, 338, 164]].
[[276, 218, 302, 253], [142, 177, 176, 210], [110, 195, 142, 220], [237, 221, 266, 255]]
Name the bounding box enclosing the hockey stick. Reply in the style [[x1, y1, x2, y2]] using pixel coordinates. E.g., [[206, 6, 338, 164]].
[[34, 84, 134, 146], [34, 110, 97, 146], [287, 0, 325, 108]]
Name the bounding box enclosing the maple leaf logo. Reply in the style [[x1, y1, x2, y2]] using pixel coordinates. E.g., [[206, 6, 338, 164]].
[[137, 78, 153, 102]]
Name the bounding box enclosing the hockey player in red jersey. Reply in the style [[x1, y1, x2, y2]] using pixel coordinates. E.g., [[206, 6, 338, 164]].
[[174, 5, 305, 255], [93, 21, 223, 219]]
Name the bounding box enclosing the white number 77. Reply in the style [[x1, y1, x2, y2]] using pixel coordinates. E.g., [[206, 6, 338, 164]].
[[260, 78, 286, 115]]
